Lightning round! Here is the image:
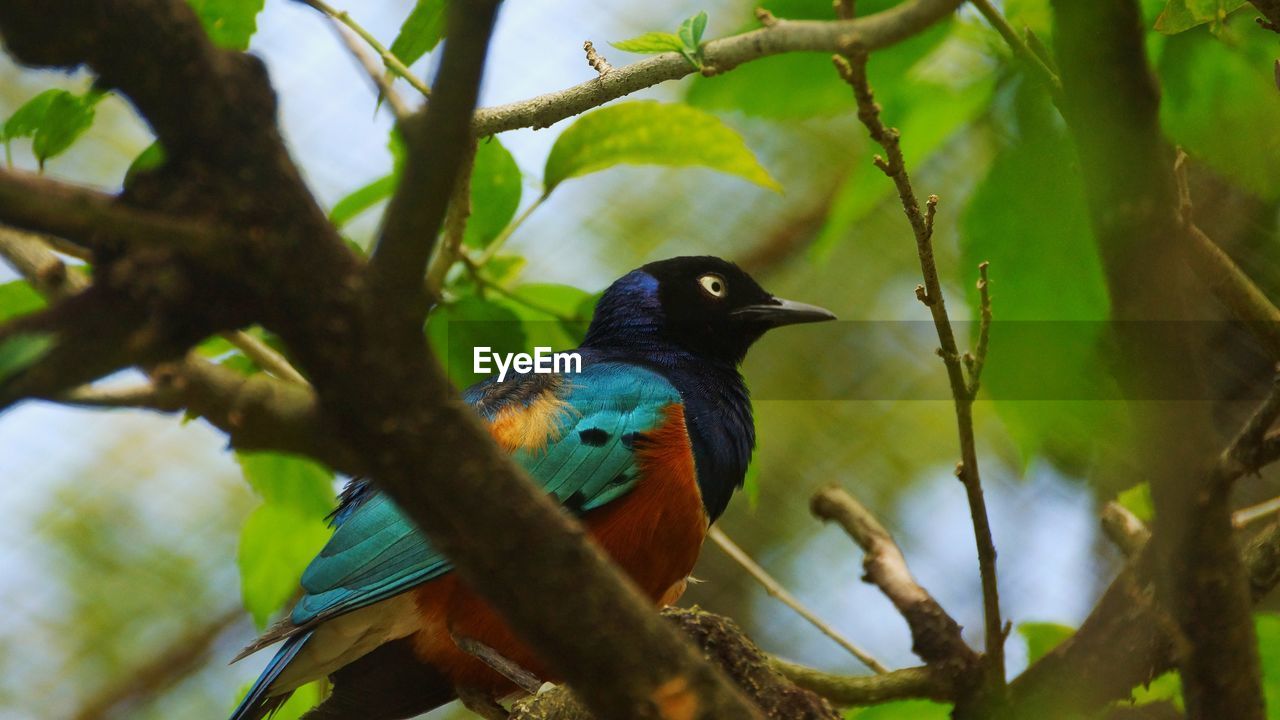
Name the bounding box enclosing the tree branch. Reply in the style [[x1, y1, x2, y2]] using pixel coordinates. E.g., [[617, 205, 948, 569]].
[[810, 485, 977, 702], [771, 659, 951, 707], [835, 44, 1004, 698], [1052, 1, 1265, 716], [470, 0, 964, 136], [367, 1, 496, 324], [708, 526, 888, 674], [510, 608, 840, 720], [297, 0, 432, 100]]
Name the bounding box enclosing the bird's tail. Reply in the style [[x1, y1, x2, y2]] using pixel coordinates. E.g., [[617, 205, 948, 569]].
[[301, 638, 456, 720], [228, 630, 315, 720]]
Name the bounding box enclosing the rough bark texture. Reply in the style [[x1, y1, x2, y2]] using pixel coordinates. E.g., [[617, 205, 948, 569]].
[[1051, 3, 1266, 714], [0, 1, 763, 717], [509, 608, 840, 720]]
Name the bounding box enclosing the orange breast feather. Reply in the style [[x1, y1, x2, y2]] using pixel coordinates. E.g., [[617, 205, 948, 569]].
[[412, 402, 708, 693]]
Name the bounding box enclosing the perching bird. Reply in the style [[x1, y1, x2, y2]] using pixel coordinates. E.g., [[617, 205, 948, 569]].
[[229, 256, 835, 720]]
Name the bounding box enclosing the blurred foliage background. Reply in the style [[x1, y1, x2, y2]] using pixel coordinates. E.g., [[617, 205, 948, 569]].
[[2, 0, 1280, 718]]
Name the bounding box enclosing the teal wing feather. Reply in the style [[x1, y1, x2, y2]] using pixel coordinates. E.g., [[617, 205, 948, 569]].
[[288, 361, 681, 627]]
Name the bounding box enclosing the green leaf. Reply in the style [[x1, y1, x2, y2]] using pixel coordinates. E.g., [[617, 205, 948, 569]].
[[1159, 26, 1280, 199], [959, 82, 1119, 471], [498, 283, 594, 348], [1256, 613, 1280, 716], [846, 699, 951, 720], [1017, 622, 1074, 664], [1117, 483, 1155, 523], [186, 0, 266, 50], [329, 174, 396, 227], [237, 452, 336, 518], [237, 502, 331, 627], [0, 280, 46, 322], [611, 32, 684, 54], [3, 89, 103, 167], [426, 294, 527, 388], [124, 141, 166, 188], [544, 101, 780, 193], [1131, 671, 1184, 709], [688, 53, 856, 119], [389, 0, 448, 69], [0, 332, 53, 383], [466, 137, 522, 249], [1155, 0, 1247, 34], [679, 11, 709, 55]]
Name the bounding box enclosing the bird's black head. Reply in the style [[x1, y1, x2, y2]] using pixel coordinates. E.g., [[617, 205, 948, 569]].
[[583, 256, 835, 365]]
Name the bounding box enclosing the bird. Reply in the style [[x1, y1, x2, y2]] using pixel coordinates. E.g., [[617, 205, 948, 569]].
[[229, 255, 835, 720]]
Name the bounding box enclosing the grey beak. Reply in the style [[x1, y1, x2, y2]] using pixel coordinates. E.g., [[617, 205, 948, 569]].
[[731, 297, 837, 327]]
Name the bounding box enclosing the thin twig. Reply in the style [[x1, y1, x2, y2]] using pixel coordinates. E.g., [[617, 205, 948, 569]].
[[454, 635, 544, 694], [1100, 501, 1151, 557], [297, 0, 432, 99], [475, 193, 546, 266], [1235, 495, 1280, 529], [965, 261, 991, 398], [968, 0, 1063, 104], [57, 382, 180, 410], [836, 46, 1005, 689], [1174, 149, 1280, 360], [425, 138, 477, 298], [329, 22, 412, 121], [770, 658, 952, 706], [470, 0, 966, 136], [1215, 366, 1280, 484], [222, 331, 309, 386], [708, 526, 889, 674], [583, 41, 613, 76]]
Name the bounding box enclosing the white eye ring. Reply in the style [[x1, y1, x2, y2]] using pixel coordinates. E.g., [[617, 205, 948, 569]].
[[698, 273, 727, 299]]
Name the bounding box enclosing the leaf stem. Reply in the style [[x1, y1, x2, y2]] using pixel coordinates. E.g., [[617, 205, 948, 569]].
[[297, 0, 432, 99], [475, 192, 547, 266]]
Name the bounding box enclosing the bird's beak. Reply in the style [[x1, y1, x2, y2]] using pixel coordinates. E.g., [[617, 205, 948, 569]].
[[731, 297, 837, 328]]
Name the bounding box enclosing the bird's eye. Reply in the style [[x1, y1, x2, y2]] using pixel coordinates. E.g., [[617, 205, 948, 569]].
[[698, 273, 727, 299]]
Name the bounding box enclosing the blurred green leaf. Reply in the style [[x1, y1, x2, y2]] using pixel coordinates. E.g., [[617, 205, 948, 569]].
[[427, 294, 527, 388], [3, 88, 104, 168], [960, 82, 1118, 471], [499, 283, 594, 348], [611, 32, 685, 54], [1018, 621, 1074, 663], [544, 101, 780, 193], [1155, 0, 1247, 34], [466, 137, 522, 249], [1130, 671, 1184, 709], [0, 332, 53, 383], [1116, 482, 1155, 523], [237, 452, 336, 518], [1159, 25, 1280, 199], [237, 502, 331, 628], [1257, 613, 1280, 716], [0, 280, 45, 322], [846, 699, 951, 719], [187, 0, 266, 50], [329, 174, 396, 227], [124, 140, 166, 188], [389, 0, 447, 69]]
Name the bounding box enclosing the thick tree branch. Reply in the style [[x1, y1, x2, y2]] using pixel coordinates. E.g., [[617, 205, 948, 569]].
[[367, 1, 495, 324], [1053, 1, 1265, 717], [0, 169, 217, 254], [510, 608, 840, 720], [470, 0, 964, 136]]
